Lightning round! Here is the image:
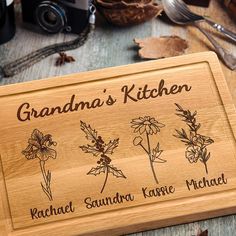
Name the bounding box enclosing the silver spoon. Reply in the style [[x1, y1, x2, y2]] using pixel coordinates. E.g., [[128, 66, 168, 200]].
[[162, 0, 236, 70]]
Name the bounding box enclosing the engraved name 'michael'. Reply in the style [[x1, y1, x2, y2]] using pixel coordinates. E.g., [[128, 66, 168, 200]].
[[186, 173, 228, 191], [16, 79, 191, 122]]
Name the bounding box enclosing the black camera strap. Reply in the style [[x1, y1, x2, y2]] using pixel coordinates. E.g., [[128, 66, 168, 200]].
[[0, 5, 96, 81]]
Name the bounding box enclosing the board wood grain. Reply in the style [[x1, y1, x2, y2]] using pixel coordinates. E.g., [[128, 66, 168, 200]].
[[0, 52, 236, 236]]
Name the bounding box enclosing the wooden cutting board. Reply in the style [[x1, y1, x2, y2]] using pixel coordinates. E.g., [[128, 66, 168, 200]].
[[0, 52, 236, 236]]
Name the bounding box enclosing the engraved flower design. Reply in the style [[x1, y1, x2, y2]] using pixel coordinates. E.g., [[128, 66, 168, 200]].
[[191, 134, 214, 148], [131, 116, 166, 185], [22, 129, 57, 161], [80, 121, 126, 194], [131, 116, 165, 135], [185, 145, 201, 163], [22, 129, 57, 201], [174, 104, 214, 174]]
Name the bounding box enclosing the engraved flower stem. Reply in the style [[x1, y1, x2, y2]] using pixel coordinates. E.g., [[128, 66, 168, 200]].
[[101, 165, 109, 194], [201, 147, 208, 174], [146, 132, 159, 184], [204, 161, 208, 174], [40, 160, 53, 201]]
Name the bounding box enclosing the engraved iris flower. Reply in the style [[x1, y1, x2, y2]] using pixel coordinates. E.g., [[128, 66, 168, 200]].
[[131, 116, 165, 135], [22, 129, 57, 162]]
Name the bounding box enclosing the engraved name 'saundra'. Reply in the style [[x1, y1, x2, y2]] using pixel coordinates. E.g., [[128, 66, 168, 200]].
[[16, 79, 191, 121]]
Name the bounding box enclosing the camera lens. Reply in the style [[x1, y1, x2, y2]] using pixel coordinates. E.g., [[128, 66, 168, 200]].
[[35, 1, 67, 34], [0, 0, 15, 45]]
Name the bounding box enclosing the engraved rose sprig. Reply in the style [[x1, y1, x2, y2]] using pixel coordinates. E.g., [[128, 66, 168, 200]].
[[174, 104, 214, 174], [22, 129, 57, 201], [80, 121, 126, 193], [131, 116, 166, 184]]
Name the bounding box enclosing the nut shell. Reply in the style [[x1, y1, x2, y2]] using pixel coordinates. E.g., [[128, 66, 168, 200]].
[[95, 0, 163, 26]]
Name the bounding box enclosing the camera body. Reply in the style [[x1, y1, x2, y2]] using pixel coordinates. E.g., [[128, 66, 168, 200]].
[[0, 0, 15, 44], [21, 0, 90, 34]]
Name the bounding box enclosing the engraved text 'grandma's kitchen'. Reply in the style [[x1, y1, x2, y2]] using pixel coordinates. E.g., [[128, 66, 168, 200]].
[[17, 79, 191, 122]]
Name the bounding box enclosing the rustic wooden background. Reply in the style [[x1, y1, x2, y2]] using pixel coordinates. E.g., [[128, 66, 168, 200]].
[[0, 1, 235, 235]]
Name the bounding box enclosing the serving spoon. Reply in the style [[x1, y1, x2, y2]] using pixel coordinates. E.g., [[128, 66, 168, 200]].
[[162, 0, 236, 70]]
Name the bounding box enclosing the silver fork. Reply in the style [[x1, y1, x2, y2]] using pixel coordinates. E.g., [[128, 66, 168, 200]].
[[163, 0, 236, 70], [172, 0, 236, 42]]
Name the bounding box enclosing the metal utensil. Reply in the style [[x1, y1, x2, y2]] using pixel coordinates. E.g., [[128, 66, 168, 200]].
[[162, 0, 236, 70], [163, 0, 236, 42]]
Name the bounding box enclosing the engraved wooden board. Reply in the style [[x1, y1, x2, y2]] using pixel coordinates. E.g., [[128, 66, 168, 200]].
[[0, 52, 236, 236]]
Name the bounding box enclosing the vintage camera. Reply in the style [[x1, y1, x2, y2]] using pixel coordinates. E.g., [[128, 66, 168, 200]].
[[21, 0, 91, 34], [0, 0, 16, 45]]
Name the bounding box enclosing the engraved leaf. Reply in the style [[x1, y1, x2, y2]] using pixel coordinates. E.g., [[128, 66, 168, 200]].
[[175, 103, 184, 112], [41, 183, 51, 200], [151, 143, 166, 163], [104, 138, 119, 155], [80, 145, 101, 156], [80, 121, 98, 142], [108, 165, 126, 179], [87, 165, 106, 176], [202, 135, 214, 146]]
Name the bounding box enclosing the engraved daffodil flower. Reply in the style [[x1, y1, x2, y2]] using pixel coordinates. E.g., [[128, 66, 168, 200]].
[[131, 116, 165, 135]]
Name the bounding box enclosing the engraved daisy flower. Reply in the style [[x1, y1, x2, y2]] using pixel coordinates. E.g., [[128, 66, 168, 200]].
[[131, 116, 165, 135]]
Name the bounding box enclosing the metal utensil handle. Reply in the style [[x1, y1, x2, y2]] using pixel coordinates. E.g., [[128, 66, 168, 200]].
[[195, 23, 236, 71], [205, 18, 236, 43]]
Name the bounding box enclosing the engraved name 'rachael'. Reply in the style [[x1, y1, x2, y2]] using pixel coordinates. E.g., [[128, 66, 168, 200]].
[[186, 173, 228, 191], [121, 79, 191, 104], [84, 192, 135, 209], [30, 201, 75, 220]]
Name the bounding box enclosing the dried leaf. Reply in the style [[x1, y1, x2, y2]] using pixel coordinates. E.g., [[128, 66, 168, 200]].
[[80, 145, 101, 157], [104, 139, 119, 155], [87, 165, 106, 176], [134, 36, 188, 59], [108, 165, 126, 178], [80, 121, 98, 142]]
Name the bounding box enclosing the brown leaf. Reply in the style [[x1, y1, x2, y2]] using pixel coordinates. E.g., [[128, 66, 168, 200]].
[[134, 36, 188, 59]]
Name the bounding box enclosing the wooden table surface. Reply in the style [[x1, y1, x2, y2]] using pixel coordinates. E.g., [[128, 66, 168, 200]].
[[0, 1, 235, 235]]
